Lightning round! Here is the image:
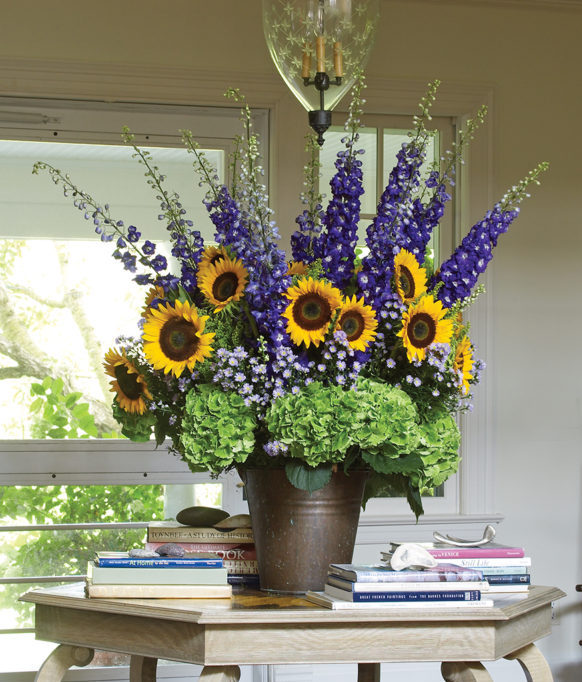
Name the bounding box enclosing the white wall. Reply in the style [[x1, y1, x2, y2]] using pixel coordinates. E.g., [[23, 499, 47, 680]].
[[0, 0, 580, 679]]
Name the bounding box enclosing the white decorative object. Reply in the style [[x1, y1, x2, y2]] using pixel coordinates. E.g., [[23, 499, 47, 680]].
[[389, 543, 438, 571]]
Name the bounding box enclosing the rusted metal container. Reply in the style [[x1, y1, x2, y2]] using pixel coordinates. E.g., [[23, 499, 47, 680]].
[[242, 468, 368, 594]]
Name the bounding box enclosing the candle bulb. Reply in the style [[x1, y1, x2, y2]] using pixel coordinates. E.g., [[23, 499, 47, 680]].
[[302, 45, 311, 79], [333, 42, 343, 78], [316, 35, 325, 73]]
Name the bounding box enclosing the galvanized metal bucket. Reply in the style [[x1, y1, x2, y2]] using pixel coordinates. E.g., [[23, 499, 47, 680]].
[[241, 468, 368, 594]]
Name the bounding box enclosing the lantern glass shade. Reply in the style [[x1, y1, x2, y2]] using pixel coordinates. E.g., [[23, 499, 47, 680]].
[[262, 0, 380, 113]]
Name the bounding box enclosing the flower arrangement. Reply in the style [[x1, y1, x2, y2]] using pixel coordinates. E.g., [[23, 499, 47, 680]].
[[33, 80, 547, 517]]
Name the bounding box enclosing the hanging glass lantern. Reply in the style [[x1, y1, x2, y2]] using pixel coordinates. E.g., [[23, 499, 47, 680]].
[[263, 0, 380, 145]]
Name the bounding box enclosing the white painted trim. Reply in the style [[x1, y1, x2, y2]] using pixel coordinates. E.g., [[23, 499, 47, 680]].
[[388, 0, 582, 11]]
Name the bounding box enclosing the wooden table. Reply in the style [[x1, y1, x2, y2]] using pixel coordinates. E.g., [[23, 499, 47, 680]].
[[21, 583, 565, 682]]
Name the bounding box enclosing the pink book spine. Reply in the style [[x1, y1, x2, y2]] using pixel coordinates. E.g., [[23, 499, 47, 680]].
[[145, 541, 257, 560], [428, 547, 524, 559]]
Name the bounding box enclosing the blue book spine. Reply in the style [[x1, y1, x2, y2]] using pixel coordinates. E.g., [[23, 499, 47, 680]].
[[486, 574, 531, 585], [480, 566, 529, 576], [348, 590, 481, 603], [96, 557, 223, 568]]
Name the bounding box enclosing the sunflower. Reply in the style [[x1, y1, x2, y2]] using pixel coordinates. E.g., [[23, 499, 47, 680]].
[[141, 285, 166, 318], [198, 256, 248, 312], [454, 335, 474, 395], [104, 349, 152, 414], [198, 244, 229, 276], [286, 260, 308, 277], [397, 294, 453, 362], [393, 249, 428, 303], [283, 277, 343, 348], [142, 299, 215, 377], [336, 295, 378, 351]]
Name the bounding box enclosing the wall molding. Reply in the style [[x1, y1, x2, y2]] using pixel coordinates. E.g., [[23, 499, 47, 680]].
[[387, 0, 582, 11]]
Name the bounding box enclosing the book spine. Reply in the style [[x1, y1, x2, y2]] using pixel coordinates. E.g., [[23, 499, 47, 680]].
[[147, 527, 253, 543], [145, 541, 256, 560], [327, 576, 489, 593], [227, 573, 260, 586], [96, 557, 223, 568], [486, 574, 531, 585], [331, 569, 483, 583], [350, 590, 481, 603], [86, 583, 232, 599], [434, 557, 531, 568], [222, 559, 259, 575], [478, 566, 529, 575], [428, 548, 524, 559]]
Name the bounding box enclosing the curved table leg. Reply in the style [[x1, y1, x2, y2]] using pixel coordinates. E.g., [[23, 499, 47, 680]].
[[441, 661, 493, 681], [358, 662, 381, 681], [130, 655, 158, 681], [199, 665, 241, 681], [35, 644, 94, 682], [505, 643, 553, 681]]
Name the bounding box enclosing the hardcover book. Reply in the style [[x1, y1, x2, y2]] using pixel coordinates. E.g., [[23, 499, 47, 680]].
[[386, 542, 525, 559], [85, 581, 232, 599], [145, 541, 257, 560], [328, 563, 484, 583], [486, 574, 531, 585], [305, 591, 494, 610], [326, 575, 490, 593], [397, 556, 533, 569], [147, 523, 253, 543], [94, 552, 222, 568], [323, 584, 483, 603], [221, 559, 259, 575], [86, 561, 228, 585]]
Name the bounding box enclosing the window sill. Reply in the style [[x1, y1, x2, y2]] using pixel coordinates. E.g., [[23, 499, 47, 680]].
[[356, 513, 504, 545]]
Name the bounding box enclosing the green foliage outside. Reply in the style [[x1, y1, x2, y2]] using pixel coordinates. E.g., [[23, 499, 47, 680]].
[[0, 381, 165, 628]]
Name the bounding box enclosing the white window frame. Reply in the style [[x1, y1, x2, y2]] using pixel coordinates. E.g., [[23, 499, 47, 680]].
[[0, 97, 268, 513]]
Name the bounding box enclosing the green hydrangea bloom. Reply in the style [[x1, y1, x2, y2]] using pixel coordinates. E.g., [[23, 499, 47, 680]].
[[410, 410, 461, 495], [181, 384, 256, 473], [266, 378, 421, 469]]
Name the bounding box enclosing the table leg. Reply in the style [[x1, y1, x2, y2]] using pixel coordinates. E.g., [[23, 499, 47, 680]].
[[358, 662, 381, 681], [34, 644, 94, 682], [505, 643, 553, 681], [441, 661, 493, 681], [199, 665, 241, 681], [130, 655, 158, 681]]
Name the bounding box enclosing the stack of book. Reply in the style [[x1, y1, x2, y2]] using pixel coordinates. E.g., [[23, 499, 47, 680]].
[[86, 552, 232, 599], [381, 542, 531, 594], [305, 562, 494, 610], [145, 521, 259, 587]]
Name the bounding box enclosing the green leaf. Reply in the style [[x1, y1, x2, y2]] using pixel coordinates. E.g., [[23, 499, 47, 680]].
[[72, 403, 90, 418], [284, 462, 332, 493], [30, 383, 45, 396], [29, 397, 43, 413], [406, 481, 424, 520], [48, 427, 67, 439], [65, 393, 82, 408]]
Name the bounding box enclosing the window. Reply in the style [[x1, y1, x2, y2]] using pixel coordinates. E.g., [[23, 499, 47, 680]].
[[319, 113, 458, 516], [0, 99, 258, 677]]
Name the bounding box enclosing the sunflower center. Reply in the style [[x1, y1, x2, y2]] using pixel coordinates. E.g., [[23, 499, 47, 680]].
[[398, 265, 415, 299], [340, 311, 365, 341], [293, 293, 332, 331], [114, 365, 143, 401], [212, 272, 239, 303], [408, 312, 437, 349], [160, 318, 200, 361]]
